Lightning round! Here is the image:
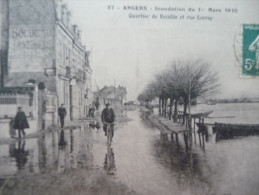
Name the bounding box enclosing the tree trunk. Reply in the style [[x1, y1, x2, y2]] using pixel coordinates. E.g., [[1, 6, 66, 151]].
[[174, 99, 178, 122], [164, 98, 168, 118], [169, 98, 173, 120], [159, 97, 161, 116], [161, 98, 164, 117], [182, 101, 188, 125]]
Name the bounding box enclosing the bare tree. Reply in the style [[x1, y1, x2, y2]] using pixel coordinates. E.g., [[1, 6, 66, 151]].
[[169, 60, 219, 124], [138, 59, 219, 126]]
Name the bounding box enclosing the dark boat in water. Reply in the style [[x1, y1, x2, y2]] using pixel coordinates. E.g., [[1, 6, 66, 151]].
[[213, 122, 259, 137]]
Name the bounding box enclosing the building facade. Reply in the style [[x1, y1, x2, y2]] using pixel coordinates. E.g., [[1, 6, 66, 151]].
[[94, 85, 127, 111], [0, 0, 93, 126]]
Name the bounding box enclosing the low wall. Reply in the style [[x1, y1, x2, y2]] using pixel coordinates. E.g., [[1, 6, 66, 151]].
[[0, 104, 33, 118], [0, 118, 39, 139]]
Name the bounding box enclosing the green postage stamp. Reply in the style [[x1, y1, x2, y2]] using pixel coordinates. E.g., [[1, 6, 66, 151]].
[[242, 24, 259, 76]]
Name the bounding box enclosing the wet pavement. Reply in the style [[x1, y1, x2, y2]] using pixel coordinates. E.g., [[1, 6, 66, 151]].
[[0, 109, 259, 195]]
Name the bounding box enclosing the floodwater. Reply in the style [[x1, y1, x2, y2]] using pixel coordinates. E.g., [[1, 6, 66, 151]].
[[0, 103, 259, 195]]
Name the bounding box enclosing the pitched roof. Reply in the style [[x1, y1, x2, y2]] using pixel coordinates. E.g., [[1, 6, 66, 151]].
[[95, 85, 127, 99]]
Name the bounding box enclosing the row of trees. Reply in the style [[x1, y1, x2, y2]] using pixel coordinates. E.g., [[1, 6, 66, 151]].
[[138, 60, 219, 124]]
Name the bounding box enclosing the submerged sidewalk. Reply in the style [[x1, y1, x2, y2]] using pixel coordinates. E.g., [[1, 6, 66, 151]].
[[0, 118, 94, 144], [141, 107, 189, 135]]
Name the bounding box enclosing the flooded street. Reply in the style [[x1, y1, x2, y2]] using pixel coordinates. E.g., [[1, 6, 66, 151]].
[[1, 106, 259, 195], [1, 0, 259, 194]]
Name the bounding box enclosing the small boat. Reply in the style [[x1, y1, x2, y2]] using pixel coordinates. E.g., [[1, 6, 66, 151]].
[[213, 122, 259, 136]]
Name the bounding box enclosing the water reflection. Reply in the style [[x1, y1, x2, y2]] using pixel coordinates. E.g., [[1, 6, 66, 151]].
[[95, 121, 100, 129], [1, 125, 96, 176], [88, 121, 101, 130], [152, 134, 212, 191], [70, 129, 73, 153], [196, 123, 209, 148], [38, 135, 47, 172], [9, 140, 29, 170], [58, 129, 67, 147], [183, 132, 191, 151], [214, 131, 240, 142], [140, 111, 158, 129], [104, 146, 116, 175], [89, 121, 96, 129], [1, 107, 258, 194]]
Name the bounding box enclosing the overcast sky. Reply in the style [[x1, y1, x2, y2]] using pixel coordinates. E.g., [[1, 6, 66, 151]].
[[64, 0, 259, 100]]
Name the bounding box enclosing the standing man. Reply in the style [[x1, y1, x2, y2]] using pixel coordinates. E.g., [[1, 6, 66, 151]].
[[101, 103, 115, 137], [13, 107, 29, 138], [58, 104, 67, 128], [88, 104, 92, 117]]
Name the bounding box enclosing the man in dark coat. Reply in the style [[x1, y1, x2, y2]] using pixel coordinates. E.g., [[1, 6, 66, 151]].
[[88, 104, 92, 117], [101, 103, 115, 137], [13, 107, 29, 138], [58, 104, 67, 128]]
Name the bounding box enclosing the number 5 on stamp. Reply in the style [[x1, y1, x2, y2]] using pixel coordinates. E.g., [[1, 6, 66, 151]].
[[242, 24, 259, 76]]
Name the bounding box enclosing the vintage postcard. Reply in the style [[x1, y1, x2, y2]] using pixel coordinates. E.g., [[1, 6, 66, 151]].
[[0, 0, 259, 195]]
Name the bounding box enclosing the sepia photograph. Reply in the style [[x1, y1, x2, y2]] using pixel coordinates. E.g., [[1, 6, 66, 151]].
[[0, 0, 259, 194]]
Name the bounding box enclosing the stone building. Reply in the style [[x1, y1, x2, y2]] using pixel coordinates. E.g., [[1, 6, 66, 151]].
[[94, 85, 127, 110], [0, 0, 93, 126]]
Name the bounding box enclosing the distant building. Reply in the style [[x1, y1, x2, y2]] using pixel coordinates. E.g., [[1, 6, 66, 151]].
[[94, 85, 127, 110], [125, 101, 136, 105], [0, 0, 93, 125]]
